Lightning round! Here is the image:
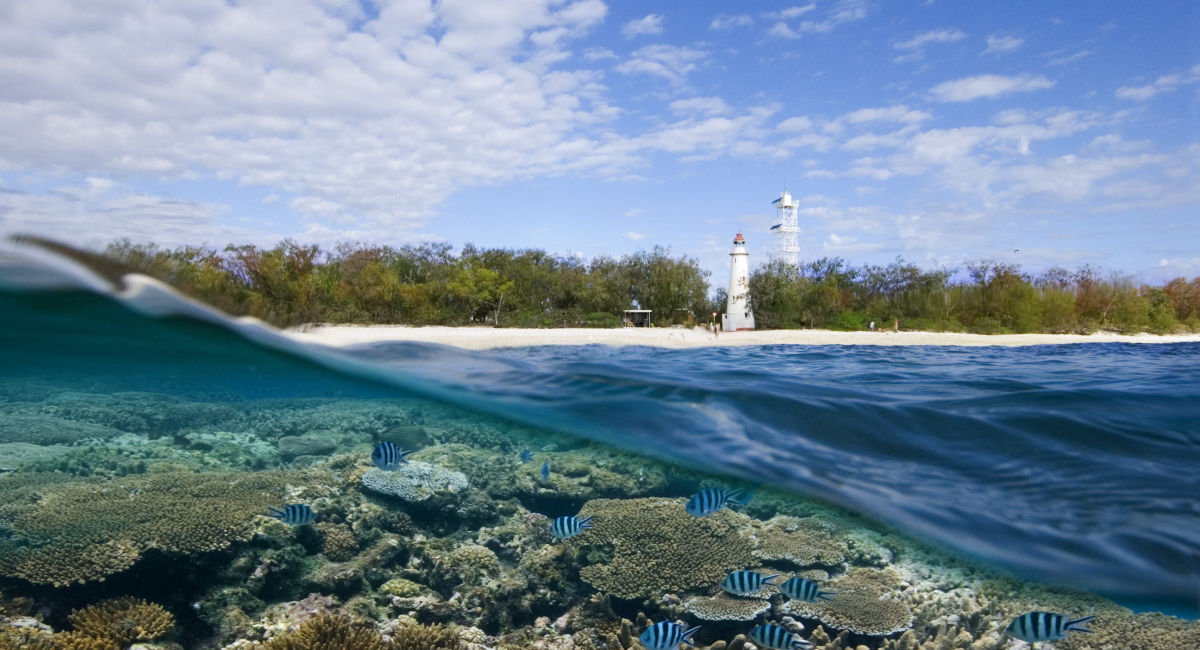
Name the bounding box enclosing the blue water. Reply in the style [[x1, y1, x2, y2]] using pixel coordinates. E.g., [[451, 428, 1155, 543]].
[[2, 247, 1198, 618]]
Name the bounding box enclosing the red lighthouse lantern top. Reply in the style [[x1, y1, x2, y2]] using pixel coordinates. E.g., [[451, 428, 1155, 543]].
[[733, 233, 745, 244]]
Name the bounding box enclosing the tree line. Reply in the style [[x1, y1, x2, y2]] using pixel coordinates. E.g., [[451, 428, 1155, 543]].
[[31, 237, 1200, 334], [749, 257, 1199, 335]]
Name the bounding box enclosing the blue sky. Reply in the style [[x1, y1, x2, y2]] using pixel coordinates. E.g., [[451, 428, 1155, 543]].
[[1, 0, 1196, 285]]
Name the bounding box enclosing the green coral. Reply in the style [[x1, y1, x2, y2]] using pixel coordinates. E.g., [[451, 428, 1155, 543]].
[[576, 497, 756, 599], [0, 470, 331, 586], [379, 579, 425, 598], [315, 523, 359, 562], [447, 545, 502, 586]]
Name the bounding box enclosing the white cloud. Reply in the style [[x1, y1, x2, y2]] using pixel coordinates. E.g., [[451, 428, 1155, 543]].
[[0, 178, 257, 247], [615, 44, 708, 84], [669, 97, 731, 116], [841, 105, 931, 124], [983, 35, 1024, 54], [710, 14, 753, 30], [1115, 65, 1200, 101], [767, 0, 869, 38], [6, 0, 802, 245], [775, 5, 818, 20], [929, 74, 1055, 102], [894, 28, 966, 51], [625, 231, 646, 241], [622, 14, 663, 39], [777, 116, 814, 132]]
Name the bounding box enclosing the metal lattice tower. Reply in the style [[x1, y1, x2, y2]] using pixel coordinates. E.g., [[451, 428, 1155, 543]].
[[769, 190, 800, 268]]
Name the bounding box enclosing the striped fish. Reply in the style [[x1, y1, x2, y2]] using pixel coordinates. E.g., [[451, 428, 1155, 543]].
[[638, 621, 700, 650], [549, 515, 593, 539], [781, 577, 835, 602], [721, 570, 780, 595], [749, 624, 812, 650], [1007, 612, 1094, 643], [371, 441, 413, 470], [685, 487, 750, 517], [267, 504, 315, 526]]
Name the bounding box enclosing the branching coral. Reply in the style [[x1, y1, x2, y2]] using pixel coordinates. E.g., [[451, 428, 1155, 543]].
[[0, 625, 55, 650], [68, 597, 174, 644], [49, 631, 121, 650], [248, 613, 463, 650], [253, 612, 393, 650], [0, 470, 329, 585], [575, 498, 756, 599]]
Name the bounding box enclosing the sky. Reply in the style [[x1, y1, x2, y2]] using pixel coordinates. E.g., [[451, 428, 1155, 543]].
[[1, 0, 1197, 286]]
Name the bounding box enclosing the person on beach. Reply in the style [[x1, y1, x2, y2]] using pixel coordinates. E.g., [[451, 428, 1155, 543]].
[[870, 321, 875, 331], [893, 318, 899, 332]]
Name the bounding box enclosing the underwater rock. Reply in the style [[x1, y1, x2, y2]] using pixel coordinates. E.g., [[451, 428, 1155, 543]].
[[0, 414, 123, 445], [277, 433, 338, 460], [682, 594, 771, 621], [575, 498, 755, 600], [360, 463, 468, 502]]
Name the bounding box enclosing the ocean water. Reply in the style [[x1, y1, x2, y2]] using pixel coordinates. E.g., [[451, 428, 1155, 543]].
[[1, 246, 1198, 648]]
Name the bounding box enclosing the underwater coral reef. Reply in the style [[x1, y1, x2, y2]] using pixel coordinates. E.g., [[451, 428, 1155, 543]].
[[1, 386, 1197, 650]]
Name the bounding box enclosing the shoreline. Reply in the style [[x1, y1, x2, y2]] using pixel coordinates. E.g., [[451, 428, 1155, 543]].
[[283, 324, 1200, 350]]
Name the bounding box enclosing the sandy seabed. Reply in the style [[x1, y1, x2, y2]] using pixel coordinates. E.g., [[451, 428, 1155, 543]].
[[284, 324, 1200, 350]]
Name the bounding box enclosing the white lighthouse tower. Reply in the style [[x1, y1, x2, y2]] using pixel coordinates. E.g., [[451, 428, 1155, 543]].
[[722, 233, 755, 332], [769, 190, 800, 268]]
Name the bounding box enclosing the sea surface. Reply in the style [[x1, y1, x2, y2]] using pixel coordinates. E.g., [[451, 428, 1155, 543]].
[[2, 245, 1199, 639]]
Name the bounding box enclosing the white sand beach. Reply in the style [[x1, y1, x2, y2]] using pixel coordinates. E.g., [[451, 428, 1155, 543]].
[[284, 324, 1200, 350]]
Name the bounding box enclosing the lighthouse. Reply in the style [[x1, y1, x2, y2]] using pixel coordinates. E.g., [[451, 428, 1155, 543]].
[[722, 233, 755, 332]]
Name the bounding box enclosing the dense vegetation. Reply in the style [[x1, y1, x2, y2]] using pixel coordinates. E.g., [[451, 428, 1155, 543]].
[[32, 238, 1200, 334]]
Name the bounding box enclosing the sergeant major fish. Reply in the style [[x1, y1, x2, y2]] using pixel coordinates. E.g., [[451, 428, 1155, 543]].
[[749, 624, 812, 650], [520, 450, 535, 463], [781, 576, 835, 602], [540, 460, 550, 483], [549, 514, 593, 539], [639, 621, 700, 650], [371, 441, 413, 470], [267, 503, 315, 526], [1006, 612, 1094, 644], [685, 487, 751, 517], [721, 570, 780, 595]]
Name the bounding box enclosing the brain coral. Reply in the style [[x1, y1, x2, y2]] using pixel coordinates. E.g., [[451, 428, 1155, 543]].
[[68, 596, 174, 644], [0, 470, 326, 586], [780, 568, 913, 637], [575, 498, 756, 600], [360, 464, 468, 502], [683, 594, 771, 621]]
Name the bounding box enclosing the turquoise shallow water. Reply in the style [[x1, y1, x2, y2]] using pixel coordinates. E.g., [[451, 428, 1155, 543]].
[[1, 248, 1198, 647]]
